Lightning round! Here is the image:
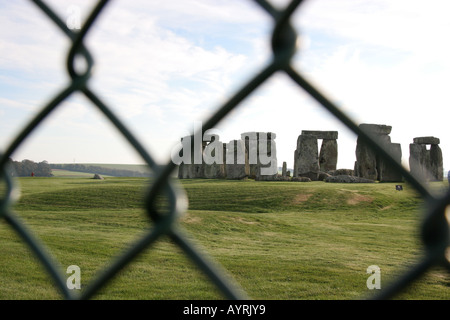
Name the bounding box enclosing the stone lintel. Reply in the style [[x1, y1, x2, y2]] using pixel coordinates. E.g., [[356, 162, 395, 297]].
[[301, 130, 338, 140], [256, 132, 276, 140], [241, 132, 276, 140], [359, 123, 392, 135], [413, 136, 440, 145]]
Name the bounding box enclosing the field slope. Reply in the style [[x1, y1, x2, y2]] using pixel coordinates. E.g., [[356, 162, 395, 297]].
[[0, 177, 448, 300]]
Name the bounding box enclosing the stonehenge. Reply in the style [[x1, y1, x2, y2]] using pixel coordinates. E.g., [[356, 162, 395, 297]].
[[354, 124, 403, 182], [177, 131, 277, 180], [177, 124, 444, 183], [282, 162, 287, 177], [409, 137, 443, 181], [293, 130, 338, 181], [241, 132, 278, 181], [225, 139, 249, 180]]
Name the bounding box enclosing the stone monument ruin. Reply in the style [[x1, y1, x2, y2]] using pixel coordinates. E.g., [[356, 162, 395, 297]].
[[177, 125, 444, 184], [293, 130, 338, 181], [177, 131, 277, 180], [409, 136, 443, 181], [241, 132, 277, 181], [225, 139, 249, 180], [354, 124, 403, 182]]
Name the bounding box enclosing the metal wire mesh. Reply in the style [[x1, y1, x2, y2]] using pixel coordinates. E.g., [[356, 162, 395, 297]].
[[0, 0, 448, 300]]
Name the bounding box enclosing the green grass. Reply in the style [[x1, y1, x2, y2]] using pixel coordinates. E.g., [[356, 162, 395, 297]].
[[51, 169, 113, 178], [0, 177, 448, 300], [82, 163, 151, 174]]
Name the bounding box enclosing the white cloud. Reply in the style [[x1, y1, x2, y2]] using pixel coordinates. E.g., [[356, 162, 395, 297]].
[[1, 0, 449, 172], [290, 0, 450, 171]]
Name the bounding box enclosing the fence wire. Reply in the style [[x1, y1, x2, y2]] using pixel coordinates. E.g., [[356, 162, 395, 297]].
[[0, 0, 448, 300]]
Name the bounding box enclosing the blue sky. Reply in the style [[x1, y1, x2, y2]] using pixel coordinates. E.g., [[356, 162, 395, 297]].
[[1, 0, 450, 173]]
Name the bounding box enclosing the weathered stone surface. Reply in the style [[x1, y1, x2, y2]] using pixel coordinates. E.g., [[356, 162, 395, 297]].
[[378, 143, 403, 182], [409, 143, 429, 180], [355, 135, 378, 180], [257, 132, 276, 140], [294, 131, 339, 181], [409, 139, 443, 181], [325, 175, 374, 183], [243, 134, 258, 179], [282, 162, 287, 177], [355, 123, 402, 182], [318, 171, 331, 181], [255, 132, 278, 180], [177, 135, 204, 179], [430, 144, 443, 181], [413, 136, 440, 145], [319, 139, 338, 172], [330, 169, 354, 176], [270, 175, 290, 181], [294, 134, 319, 181], [301, 130, 338, 140], [241, 132, 277, 179], [359, 123, 392, 135], [93, 174, 104, 180], [203, 161, 226, 179], [291, 176, 312, 182], [225, 140, 249, 180], [203, 140, 226, 179]]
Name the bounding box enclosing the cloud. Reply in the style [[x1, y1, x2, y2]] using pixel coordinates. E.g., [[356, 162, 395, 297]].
[[290, 0, 450, 171], [1, 0, 449, 171]]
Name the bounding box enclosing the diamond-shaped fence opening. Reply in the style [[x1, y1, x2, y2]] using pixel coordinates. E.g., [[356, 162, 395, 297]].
[[0, 0, 449, 300]]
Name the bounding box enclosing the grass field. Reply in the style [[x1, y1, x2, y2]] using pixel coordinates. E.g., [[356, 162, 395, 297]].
[[51, 169, 113, 178], [0, 176, 448, 300], [81, 163, 151, 174]]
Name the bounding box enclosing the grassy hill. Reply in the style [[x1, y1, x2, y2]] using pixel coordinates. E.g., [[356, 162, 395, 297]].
[[50, 163, 153, 178], [0, 177, 448, 300], [81, 163, 152, 174]]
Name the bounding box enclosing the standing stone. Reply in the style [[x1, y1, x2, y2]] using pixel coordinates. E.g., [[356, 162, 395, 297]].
[[319, 139, 338, 172], [178, 136, 203, 179], [190, 141, 206, 178], [282, 162, 287, 177], [241, 132, 259, 179], [255, 132, 278, 181], [409, 143, 428, 181], [353, 161, 359, 177], [409, 136, 443, 181], [355, 135, 378, 181], [355, 124, 402, 182], [294, 134, 319, 181], [203, 140, 226, 179], [177, 136, 223, 179], [225, 140, 249, 180], [378, 143, 403, 182], [430, 144, 443, 181], [241, 132, 278, 181], [294, 130, 338, 181]]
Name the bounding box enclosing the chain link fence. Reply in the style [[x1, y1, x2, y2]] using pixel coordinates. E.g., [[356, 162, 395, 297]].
[[0, 0, 449, 300]]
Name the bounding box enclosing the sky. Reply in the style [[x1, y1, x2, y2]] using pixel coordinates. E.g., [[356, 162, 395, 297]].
[[1, 0, 450, 174]]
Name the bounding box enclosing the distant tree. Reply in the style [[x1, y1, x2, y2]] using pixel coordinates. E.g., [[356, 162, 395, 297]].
[[8, 159, 53, 177], [22, 159, 37, 176], [49, 163, 151, 177], [36, 161, 53, 177]]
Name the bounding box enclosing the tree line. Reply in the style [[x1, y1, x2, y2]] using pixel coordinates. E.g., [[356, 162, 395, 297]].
[[50, 163, 152, 177], [7, 159, 53, 177], [4, 159, 152, 178]]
